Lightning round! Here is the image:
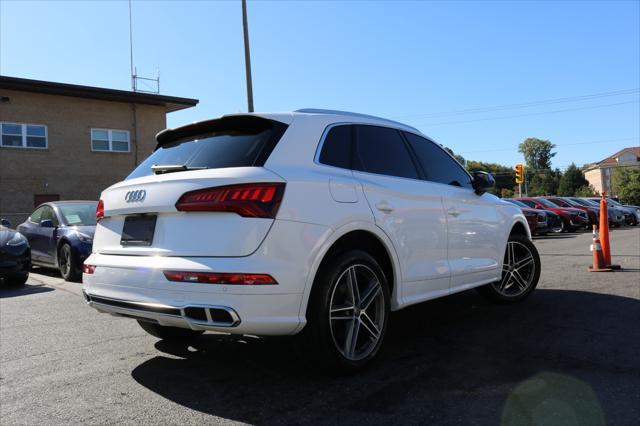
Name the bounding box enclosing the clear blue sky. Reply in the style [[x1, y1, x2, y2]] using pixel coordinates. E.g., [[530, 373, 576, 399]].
[[1, 0, 638, 169]]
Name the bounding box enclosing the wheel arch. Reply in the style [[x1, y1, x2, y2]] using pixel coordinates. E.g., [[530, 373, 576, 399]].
[[298, 222, 402, 326]]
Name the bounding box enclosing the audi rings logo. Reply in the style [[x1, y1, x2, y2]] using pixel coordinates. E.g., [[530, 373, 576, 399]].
[[125, 189, 146, 203]]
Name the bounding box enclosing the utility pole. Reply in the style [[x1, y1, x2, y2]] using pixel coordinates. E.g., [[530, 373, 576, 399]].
[[129, 0, 135, 91], [241, 0, 254, 112]]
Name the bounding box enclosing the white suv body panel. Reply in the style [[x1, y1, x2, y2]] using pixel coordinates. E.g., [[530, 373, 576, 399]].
[[83, 110, 529, 336]]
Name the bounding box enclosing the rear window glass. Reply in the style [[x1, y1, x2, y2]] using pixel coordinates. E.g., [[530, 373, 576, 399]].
[[353, 125, 419, 180], [126, 118, 286, 180], [319, 125, 351, 169]]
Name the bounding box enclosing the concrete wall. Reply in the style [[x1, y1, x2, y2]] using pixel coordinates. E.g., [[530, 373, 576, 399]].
[[0, 89, 167, 225]]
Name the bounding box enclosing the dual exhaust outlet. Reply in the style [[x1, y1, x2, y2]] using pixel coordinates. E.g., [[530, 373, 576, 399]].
[[83, 292, 240, 328]]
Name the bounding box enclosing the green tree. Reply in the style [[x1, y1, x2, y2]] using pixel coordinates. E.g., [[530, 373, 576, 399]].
[[611, 166, 640, 205], [518, 138, 556, 170], [575, 185, 597, 197], [557, 163, 589, 196], [445, 147, 466, 166], [466, 160, 515, 196], [527, 169, 561, 196]]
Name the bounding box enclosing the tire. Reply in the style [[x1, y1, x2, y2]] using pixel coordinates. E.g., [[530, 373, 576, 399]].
[[3, 274, 28, 287], [552, 220, 564, 233], [58, 243, 80, 282], [300, 249, 390, 373], [137, 320, 204, 341], [477, 233, 540, 303]]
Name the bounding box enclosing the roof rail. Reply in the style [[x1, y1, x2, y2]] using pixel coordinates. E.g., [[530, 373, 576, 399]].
[[295, 108, 419, 132]]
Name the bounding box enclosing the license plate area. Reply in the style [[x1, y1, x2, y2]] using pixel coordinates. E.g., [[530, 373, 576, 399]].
[[121, 215, 157, 246]]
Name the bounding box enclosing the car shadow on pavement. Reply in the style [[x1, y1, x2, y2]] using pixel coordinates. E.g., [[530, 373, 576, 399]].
[[131, 289, 639, 425], [0, 283, 54, 298], [534, 234, 578, 239], [30, 266, 63, 278]]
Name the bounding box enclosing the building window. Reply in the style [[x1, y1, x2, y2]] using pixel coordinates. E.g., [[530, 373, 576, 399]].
[[91, 129, 130, 152], [1, 122, 47, 149]]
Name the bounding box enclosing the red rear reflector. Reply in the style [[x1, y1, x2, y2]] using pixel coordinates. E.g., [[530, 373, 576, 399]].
[[83, 264, 96, 274], [96, 199, 104, 222], [175, 183, 285, 218], [163, 271, 277, 285]]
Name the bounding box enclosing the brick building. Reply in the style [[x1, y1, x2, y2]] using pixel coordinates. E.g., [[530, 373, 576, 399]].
[[583, 147, 640, 195], [0, 76, 198, 225]]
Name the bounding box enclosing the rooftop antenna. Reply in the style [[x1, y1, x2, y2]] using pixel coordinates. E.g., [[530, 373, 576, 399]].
[[128, 0, 160, 94]]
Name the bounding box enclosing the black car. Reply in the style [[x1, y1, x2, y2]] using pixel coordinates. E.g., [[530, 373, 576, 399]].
[[0, 221, 31, 287], [17, 201, 97, 282]]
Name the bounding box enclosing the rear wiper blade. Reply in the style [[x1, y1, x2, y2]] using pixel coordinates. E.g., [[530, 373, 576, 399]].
[[151, 164, 208, 174]]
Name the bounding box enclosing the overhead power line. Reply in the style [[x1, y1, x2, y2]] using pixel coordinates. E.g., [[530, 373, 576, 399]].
[[460, 137, 640, 154], [424, 100, 639, 126], [395, 88, 640, 120], [487, 163, 640, 175]]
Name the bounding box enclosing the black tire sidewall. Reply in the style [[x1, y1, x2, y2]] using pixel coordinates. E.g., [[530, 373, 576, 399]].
[[58, 243, 80, 282], [303, 249, 391, 372]]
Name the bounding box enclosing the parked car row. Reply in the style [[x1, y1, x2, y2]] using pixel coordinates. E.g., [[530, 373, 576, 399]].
[[2, 193, 636, 286], [503, 196, 638, 236], [0, 201, 97, 285]]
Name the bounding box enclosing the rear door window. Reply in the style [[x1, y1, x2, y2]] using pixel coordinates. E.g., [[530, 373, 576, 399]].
[[318, 125, 351, 169], [403, 132, 472, 189], [352, 125, 419, 180]]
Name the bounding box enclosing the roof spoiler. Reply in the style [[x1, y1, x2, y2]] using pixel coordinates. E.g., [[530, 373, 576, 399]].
[[155, 115, 281, 147]]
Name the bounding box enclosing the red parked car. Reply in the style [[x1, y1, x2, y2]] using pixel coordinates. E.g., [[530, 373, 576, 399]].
[[504, 199, 549, 236], [515, 197, 589, 232], [543, 196, 599, 226]]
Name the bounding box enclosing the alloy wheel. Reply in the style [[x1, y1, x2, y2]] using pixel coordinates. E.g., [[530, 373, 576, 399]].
[[494, 241, 536, 297], [329, 264, 386, 361]]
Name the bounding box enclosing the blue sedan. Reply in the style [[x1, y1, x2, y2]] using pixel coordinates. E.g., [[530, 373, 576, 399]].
[[18, 201, 97, 281]]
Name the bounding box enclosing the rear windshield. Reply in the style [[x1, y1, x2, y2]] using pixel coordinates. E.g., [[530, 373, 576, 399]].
[[127, 117, 286, 180]]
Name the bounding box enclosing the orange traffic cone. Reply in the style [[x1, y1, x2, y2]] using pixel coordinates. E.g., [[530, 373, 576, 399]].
[[599, 192, 621, 270], [589, 225, 611, 272]]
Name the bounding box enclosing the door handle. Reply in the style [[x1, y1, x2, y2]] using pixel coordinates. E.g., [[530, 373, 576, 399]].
[[447, 209, 461, 217], [376, 202, 394, 213]]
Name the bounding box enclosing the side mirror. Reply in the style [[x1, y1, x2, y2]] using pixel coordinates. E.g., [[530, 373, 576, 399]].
[[472, 171, 495, 195], [0, 218, 11, 228], [535, 205, 543, 209], [40, 219, 54, 228]]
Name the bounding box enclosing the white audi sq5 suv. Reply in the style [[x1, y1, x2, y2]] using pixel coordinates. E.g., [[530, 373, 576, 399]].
[[83, 109, 540, 371]]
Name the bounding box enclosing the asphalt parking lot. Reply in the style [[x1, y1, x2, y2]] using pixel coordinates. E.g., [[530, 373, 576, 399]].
[[1, 227, 639, 425]]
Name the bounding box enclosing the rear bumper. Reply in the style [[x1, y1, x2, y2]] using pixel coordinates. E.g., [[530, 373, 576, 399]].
[[83, 282, 304, 335], [82, 219, 332, 336]]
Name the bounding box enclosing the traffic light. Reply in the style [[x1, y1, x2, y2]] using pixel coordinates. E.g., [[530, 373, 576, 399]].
[[515, 164, 525, 184]]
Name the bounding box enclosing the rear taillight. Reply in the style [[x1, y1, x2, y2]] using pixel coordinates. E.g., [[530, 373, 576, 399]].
[[83, 264, 96, 274], [96, 199, 104, 221], [163, 271, 277, 285], [175, 183, 285, 218]]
